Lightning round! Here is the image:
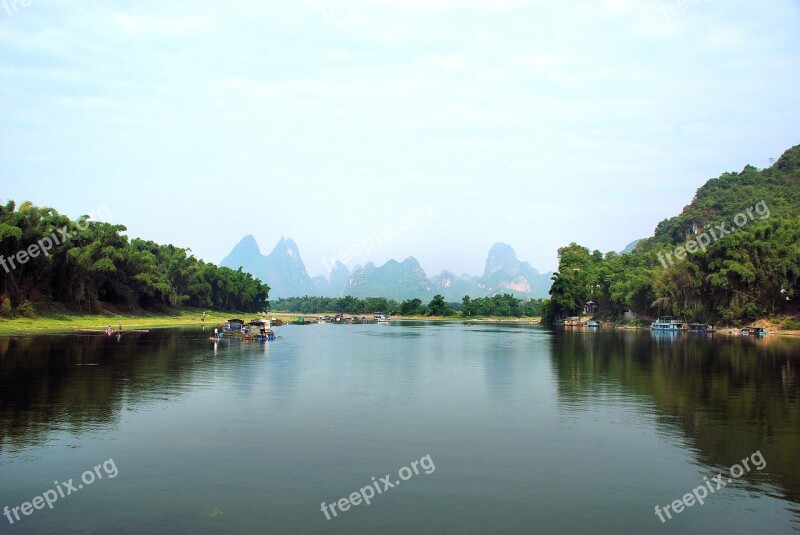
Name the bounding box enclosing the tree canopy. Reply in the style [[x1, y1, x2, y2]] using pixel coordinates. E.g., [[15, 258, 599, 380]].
[[0, 200, 270, 316], [544, 145, 800, 325]]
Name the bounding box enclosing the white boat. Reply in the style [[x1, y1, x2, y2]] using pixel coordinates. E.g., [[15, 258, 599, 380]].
[[374, 313, 390, 324], [651, 317, 685, 331]]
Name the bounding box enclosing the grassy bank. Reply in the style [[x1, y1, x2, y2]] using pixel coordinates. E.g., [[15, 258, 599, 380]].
[[0, 308, 262, 335]]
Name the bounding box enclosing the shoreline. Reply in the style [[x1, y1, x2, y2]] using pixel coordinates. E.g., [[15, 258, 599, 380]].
[[269, 312, 543, 324], [3, 310, 799, 338], [0, 309, 259, 336], [0, 310, 540, 335]]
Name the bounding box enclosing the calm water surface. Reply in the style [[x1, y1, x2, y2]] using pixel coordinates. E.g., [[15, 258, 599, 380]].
[[1, 323, 799, 534]]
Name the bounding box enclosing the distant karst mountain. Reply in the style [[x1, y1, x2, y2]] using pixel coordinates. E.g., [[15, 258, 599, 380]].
[[221, 236, 350, 299], [477, 242, 552, 298], [311, 261, 351, 298], [221, 236, 314, 299], [429, 270, 481, 301], [620, 239, 642, 254], [345, 257, 434, 301], [221, 238, 552, 300]]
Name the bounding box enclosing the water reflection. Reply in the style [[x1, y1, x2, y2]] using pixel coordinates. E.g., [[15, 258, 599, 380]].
[[0, 329, 215, 455], [2, 324, 799, 531], [549, 330, 800, 505], [480, 325, 551, 404]]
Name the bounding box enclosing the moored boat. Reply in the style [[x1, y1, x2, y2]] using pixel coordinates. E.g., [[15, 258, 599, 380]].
[[741, 326, 768, 337], [224, 318, 244, 332], [651, 317, 686, 331], [688, 323, 715, 333], [245, 319, 275, 341]]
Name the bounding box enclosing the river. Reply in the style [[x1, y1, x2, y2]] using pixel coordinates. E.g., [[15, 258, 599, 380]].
[[1, 323, 798, 533]]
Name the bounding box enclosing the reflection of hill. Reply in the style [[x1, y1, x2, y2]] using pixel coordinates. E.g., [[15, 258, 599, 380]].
[[0, 331, 213, 454], [549, 332, 800, 504]]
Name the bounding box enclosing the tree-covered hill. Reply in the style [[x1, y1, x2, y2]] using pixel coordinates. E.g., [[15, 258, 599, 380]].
[[0, 201, 270, 316], [645, 145, 800, 248], [545, 144, 800, 325]]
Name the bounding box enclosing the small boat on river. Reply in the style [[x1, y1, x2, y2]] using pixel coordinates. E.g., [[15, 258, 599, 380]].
[[245, 319, 275, 341], [651, 317, 686, 331], [741, 326, 768, 337]]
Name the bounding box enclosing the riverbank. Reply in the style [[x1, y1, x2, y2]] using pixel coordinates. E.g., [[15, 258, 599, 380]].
[[5, 309, 798, 337], [0, 309, 540, 335], [0, 308, 258, 335], [270, 311, 542, 324], [395, 315, 541, 323]]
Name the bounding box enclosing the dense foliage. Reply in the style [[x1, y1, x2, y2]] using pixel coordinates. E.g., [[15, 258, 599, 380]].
[[271, 296, 399, 315], [273, 293, 544, 318], [0, 201, 270, 316], [461, 294, 544, 317], [545, 145, 800, 325]]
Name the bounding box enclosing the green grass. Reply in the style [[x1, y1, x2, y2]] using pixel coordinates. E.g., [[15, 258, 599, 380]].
[[780, 319, 800, 331], [0, 308, 263, 335]]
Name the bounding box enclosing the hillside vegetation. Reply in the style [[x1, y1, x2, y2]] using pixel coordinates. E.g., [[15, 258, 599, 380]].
[[0, 201, 270, 317], [544, 145, 800, 325]]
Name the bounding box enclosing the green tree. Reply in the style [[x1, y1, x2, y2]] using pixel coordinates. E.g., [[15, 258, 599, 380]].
[[427, 294, 453, 316], [399, 298, 423, 316]]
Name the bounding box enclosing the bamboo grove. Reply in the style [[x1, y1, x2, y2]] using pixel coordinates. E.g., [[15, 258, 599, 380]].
[[0, 201, 270, 316]]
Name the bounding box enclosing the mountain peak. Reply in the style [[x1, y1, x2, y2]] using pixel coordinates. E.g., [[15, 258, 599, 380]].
[[237, 234, 260, 252], [401, 256, 422, 268], [775, 143, 800, 172], [331, 260, 349, 274], [220, 235, 313, 299], [483, 242, 519, 277], [221, 236, 553, 300], [284, 238, 300, 257], [220, 234, 261, 269]]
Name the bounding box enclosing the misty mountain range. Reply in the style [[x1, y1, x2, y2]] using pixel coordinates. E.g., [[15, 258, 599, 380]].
[[220, 236, 555, 301]]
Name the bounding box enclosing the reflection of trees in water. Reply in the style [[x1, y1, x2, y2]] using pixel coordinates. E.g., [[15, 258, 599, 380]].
[[0, 331, 212, 454], [549, 331, 800, 504], [482, 330, 551, 404]]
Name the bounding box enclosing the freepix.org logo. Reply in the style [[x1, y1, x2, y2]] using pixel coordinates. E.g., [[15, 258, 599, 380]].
[[654, 450, 766, 523], [2, 0, 32, 17], [320, 454, 435, 520], [4, 458, 119, 526], [657, 200, 770, 269], [0, 205, 112, 275]]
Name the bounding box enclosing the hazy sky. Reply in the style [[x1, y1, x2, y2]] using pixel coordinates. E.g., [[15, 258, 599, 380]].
[[2, 0, 799, 279]]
